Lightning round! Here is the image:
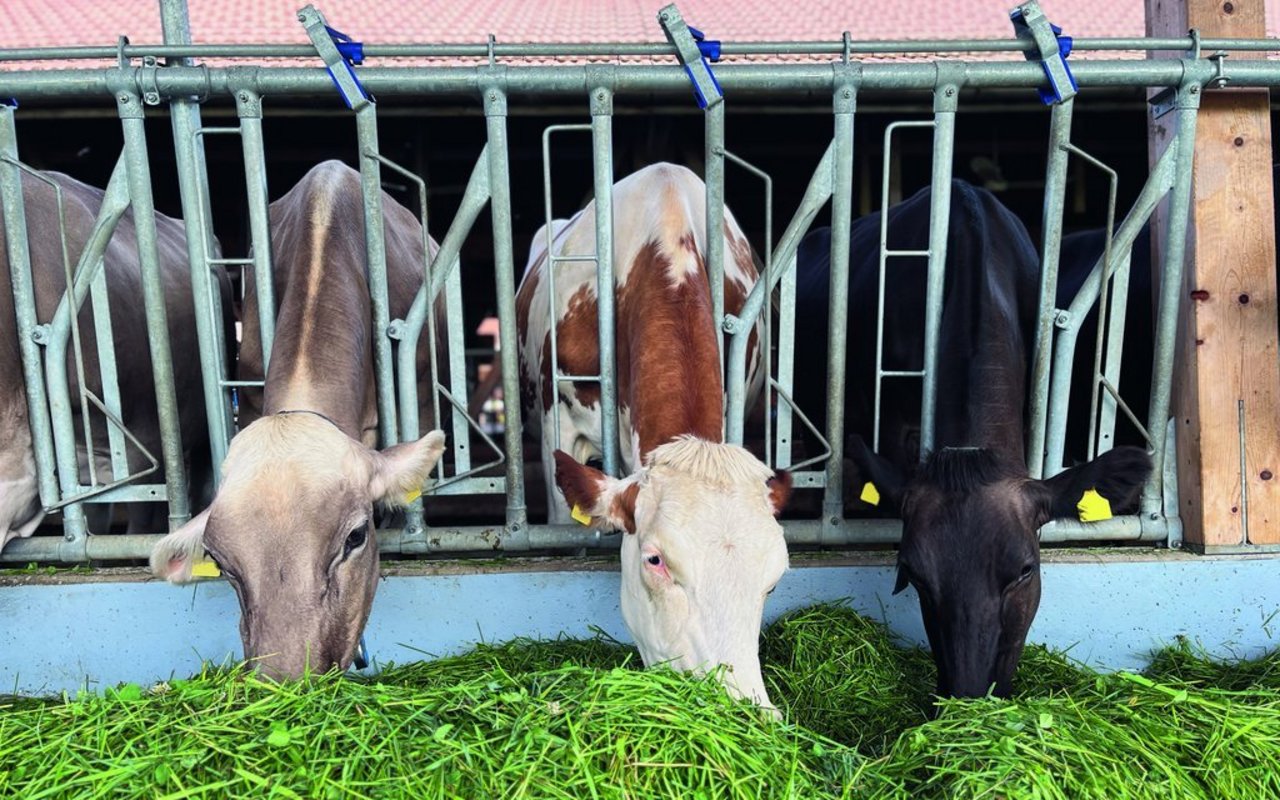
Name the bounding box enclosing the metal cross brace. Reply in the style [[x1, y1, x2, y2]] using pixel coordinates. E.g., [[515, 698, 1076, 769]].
[[1010, 1, 1077, 105], [657, 4, 723, 109], [298, 4, 371, 111]]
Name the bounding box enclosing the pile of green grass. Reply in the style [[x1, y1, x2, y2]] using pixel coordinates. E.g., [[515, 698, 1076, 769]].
[[2, 605, 1277, 800]]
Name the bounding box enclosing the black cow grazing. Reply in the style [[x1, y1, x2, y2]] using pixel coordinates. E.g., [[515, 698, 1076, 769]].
[[1, 170, 230, 549], [794, 179, 1151, 699]]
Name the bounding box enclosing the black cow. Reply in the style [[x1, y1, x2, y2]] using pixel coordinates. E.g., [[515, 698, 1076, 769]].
[[794, 179, 1151, 699]]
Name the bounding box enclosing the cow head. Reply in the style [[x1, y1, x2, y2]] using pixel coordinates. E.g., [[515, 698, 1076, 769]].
[[150, 414, 446, 679], [554, 436, 791, 709], [854, 440, 1150, 699]]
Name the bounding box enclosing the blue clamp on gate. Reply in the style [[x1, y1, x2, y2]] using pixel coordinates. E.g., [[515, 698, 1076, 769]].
[[657, 4, 723, 109], [1010, 1, 1077, 105], [298, 4, 371, 111], [2, 99, 16, 109]]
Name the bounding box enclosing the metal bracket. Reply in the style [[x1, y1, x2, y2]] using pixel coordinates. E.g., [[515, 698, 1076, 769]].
[[115, 35, 130, 69], [139, 56, 162, 106], [657, 4, 723, 110], [933, 61, 964, 112], [1209, 50, 1230, 88], [833, 63, 860, 114], [1010, 0, 1077, 105], [1148, 78, 1203, 120], [298, 4, 371, 111]]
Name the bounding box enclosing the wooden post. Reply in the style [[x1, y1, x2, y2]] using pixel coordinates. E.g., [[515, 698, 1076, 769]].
[[1146, 0, 1280, 551]]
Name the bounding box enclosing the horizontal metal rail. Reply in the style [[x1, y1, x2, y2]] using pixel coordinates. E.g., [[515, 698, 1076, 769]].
[[2, 59, 1280, 100], [0, 513, 1172, 563], [2, 36, 1280, 63]]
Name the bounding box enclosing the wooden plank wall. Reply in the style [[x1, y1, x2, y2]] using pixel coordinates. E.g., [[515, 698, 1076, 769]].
[[1145, 0, 1280, 550]]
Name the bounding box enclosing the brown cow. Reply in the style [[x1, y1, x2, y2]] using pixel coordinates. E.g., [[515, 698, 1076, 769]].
[[151, 161, 446, 679], [516, 162, 791, 708], [0, 170, 226, 548]]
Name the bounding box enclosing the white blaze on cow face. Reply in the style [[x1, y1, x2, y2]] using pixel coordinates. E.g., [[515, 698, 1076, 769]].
[[556, 437, 792, 708], [149, 414, 446, 679]]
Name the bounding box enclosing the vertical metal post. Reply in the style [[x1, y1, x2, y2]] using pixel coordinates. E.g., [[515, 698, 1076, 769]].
[[822, 76, 856, 539], [1027, 99, 1075, 478], [354, 104, 398, 447], [484, 84, 528, 542], [0, 104, 60, 509], [233, 87, 277, 374], [590, 85, 620, 477], [1144, 84, 1201, 519], [918, 72, 959, 459], [160, 0, 232, 477], [113, 83, 190, 529], [705, 101, 726, 371]]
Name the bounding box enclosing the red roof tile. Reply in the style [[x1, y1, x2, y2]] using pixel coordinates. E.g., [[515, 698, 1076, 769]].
[[1, 1, 1277, 69]]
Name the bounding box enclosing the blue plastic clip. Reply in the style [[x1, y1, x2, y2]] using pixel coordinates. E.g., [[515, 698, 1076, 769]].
[[325, 24, 364, 66], [325, 24, 370, 109], [2, 98, 17, 109], [688, 26, 721, 62], [1010, 3, 1077, 105]]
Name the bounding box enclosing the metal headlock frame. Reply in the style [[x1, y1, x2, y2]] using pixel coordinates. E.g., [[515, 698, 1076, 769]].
[[3, 0, 1275, 563]]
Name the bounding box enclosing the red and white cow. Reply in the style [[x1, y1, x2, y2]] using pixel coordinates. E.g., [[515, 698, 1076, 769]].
[[516, 163, 791, 707]]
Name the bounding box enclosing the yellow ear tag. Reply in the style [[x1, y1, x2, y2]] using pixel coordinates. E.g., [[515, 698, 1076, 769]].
[[190, 558, 221, 578], [403, 488, 422, 504], [860, 481, 881, 507], [1077, 489, 1112, 522], [571, 504, 592, 526]]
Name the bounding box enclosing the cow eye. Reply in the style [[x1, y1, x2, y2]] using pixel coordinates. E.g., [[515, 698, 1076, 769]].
[[1017, 563, 1037, 582], [343, 526, 368, 558], [645, 553, 662, 567]]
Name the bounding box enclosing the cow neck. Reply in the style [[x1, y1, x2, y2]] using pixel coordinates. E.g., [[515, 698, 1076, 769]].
[[619, 241, 725, 460], [261, 223, 373, 442]]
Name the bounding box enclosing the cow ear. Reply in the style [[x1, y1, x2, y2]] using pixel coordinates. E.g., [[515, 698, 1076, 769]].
[[150, 508, 211, 585], [1038, 446, 1152, 522], [767, 471, 793, 517], [370, 430, 447, 506], [553, 450, 639, 533], [892, 561, 909, 595], [849, 435, 907, 513]]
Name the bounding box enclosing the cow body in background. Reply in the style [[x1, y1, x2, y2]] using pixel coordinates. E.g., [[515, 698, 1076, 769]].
[[0, 170, 227, 550], [152, 160, 446, 679], [516, 162, 791, 708], [795, 180, 1150, 698]]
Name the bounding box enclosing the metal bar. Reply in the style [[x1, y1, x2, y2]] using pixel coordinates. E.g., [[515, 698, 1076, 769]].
[[484, 84, 529, 544], [398, 147, 491, 449], [1, 511, 1171, 563], [1143, 87, 1202, 519], [234, 88, 277, 377], [822, 74, 856, 539], [918, 74, 959, 458], [114, 83, 190, 529], [873, 120, 932, 452], [541, 124, 593, 456], [88, 253, 128, 480], [721, 149, 774, 464], [0, 105, 60, 510], [354, 104, 398, 446], [162, 0, 233, 481], [1027, 99, 1074, 477], [2, 59, 1272, 101], [1042, 141, 1177, 475], [1063, 143, 1121, 461], [725, 140, 836, 442], [4, 36, 1280, 62], [590, 87, 619, 475], [705, 102, 726, 377]]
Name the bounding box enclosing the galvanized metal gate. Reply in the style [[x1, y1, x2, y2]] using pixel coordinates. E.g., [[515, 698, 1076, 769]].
[[2, 0, 1275, 564]]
